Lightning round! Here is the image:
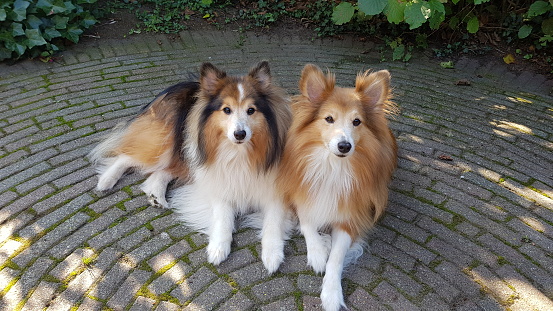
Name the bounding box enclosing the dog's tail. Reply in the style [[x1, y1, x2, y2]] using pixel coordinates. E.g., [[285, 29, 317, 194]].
[[168, 184, 212, 234], [87, 122, 127, 165]]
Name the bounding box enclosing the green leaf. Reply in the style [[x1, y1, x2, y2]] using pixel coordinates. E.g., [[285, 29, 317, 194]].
[[358, 0, 387, 15], [404, 2, 428, 29], [474, 0, 491, 4], [10, 0, 30, 21], [5, 40, 27, 56], [527, 1, 551, 18], [79, 13, 96, 28], [0, 8, 6, 21], [0, 46, 13, 61], [392, 44, 405, 61], [518, 24, 532, 38], [449, 16, 459, 29], [36, 0, 53, 13], [24, 28, 47, 48], [11, 22, 25, 36], [384, 0, 405, 24], [332, 2, 355, 25], [428, 0, 445, 14], [467, 16, 479, 34], [542, 17, 553, 35], [43, 27, 62, 40], [51, 15, 69, 29], [429, 11, 445, 29], [63, 25, 83, 43], [25, 14, 43, 29]]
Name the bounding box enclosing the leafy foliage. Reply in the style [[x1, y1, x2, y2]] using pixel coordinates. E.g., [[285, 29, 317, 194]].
[[0, 0, 99, 61]]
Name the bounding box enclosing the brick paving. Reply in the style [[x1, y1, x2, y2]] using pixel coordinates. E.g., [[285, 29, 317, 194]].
[[1, 30, 552, 311]]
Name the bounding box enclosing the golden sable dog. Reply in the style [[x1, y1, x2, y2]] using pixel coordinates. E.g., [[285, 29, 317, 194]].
[[277, 64, 398, 311]]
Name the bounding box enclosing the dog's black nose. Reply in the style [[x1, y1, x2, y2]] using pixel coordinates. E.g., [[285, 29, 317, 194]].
[[234, 130, 247, 141], [337, 141, 352, 154]]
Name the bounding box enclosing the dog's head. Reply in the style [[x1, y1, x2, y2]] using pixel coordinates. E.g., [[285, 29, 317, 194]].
[[199, 61, 274, 146], [296, 64, 393, 158]]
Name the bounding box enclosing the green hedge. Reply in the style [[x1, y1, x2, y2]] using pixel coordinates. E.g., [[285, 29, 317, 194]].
[[0, 0, 98, 62]]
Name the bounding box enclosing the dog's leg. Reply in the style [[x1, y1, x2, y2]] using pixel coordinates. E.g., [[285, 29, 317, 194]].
[[141, 170, 174, 208], [260, 200, 288, 274], [206, 200, 235, 265], [96, 155, 135, 191], [320, 228, 351, 311], [300, 218, 331, 274]]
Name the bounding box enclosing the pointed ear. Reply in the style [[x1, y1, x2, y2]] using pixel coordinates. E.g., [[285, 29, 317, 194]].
[[356, 70, 391, 110], [200, 62, 226, 95], [299, 64, 334, 104], [248, 61, 272, 89]]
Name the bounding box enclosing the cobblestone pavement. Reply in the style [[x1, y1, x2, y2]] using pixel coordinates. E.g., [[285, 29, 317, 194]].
[[1, 30, 552, 311]]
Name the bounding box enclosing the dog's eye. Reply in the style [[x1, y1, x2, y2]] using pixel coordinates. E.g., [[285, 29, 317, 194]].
[[325, 116, 334, 124], [247, 107, 256, 115], [223, 107, 231, 114], [352, 118, 361, 126]]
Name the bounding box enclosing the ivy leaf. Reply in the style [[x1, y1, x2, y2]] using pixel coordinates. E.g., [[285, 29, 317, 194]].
[[24, 28, 47, 48], [25, 14, 44, 29], [10, 0, 30, 22], [11, 22, 25, 36], [332, 2, 355, 25], [542, 17, 553, 35], [518, 24, 532, 38], [527, 1, 551, 18], [384, 0, 405, 24], [404, 1, 429, 29], [0, 8, 6, 21], [43, 27, 62, 40], [62, 25, 83, 43], [358, 0, 387, 16], [5, 40, 27, 56], [51, 15, 69, 29], [79, 13, 96, 28], [467, 16, 479, 34], [0, 46, 13, 60]]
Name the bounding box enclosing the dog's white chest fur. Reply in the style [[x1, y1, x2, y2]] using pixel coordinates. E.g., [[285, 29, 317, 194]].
[[300, 148, 354, 227]]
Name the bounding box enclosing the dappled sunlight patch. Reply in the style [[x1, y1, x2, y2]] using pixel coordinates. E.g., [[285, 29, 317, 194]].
[[506, 96, 533, 104], [519, 216, 546, 233]]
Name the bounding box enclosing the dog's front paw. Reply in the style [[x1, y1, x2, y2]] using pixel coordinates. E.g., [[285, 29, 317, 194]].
[[262, 244, 284, 274], [206, 241, 231, 265], [307, 233, 331, 274], [320, 282, 346, 311]]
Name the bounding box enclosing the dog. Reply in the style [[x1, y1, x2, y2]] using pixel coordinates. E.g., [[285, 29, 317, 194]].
[[167, 61, 293, 273], [88, 79, 198, 208], [277, 64, 398, 311]]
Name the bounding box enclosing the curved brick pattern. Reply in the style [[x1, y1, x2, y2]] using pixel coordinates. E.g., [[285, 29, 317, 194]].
[[1, 30, 552, 311]]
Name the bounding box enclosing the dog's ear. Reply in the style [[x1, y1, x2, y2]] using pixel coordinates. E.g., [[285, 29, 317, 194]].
[[299, 64, 334, 104], [200, 63, 227, 95], [249, 61, 272, 89], [355, 70, 391, 110]]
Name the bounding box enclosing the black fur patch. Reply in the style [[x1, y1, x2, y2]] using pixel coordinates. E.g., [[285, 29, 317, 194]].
[[254, 93, 282, 170]]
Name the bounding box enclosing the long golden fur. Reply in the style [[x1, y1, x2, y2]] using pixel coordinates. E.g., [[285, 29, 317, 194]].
[[277, 64, 397, 311]]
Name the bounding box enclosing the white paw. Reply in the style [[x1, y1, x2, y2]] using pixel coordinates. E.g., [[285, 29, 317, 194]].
[[96, 174, 118, 191], [320, 282, 346, 311], [206, 241, 231, 265], [307, 234, 331, 274], [262, 244, 284, 274], [146, 194, 168, 208]]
